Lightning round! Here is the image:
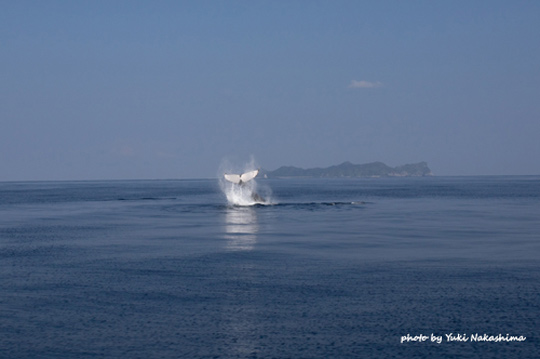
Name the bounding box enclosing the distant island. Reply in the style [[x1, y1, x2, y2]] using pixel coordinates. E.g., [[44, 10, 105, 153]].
[[261, 161, 432, 178]]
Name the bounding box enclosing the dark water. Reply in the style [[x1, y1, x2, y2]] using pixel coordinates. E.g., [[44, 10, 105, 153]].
[[1, 177, 539, 358]]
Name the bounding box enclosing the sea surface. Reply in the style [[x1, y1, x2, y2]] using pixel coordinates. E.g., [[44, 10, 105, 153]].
[[1, 176, 539, 359]]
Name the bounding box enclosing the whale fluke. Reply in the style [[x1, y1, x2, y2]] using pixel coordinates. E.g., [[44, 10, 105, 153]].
[[224, 169, 259, 185]]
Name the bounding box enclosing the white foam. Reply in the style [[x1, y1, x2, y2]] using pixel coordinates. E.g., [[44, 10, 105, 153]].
[[221, 180, 259, 206]]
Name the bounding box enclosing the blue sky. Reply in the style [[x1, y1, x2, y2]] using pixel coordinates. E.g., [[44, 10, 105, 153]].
[[1, 1, 539, 180]]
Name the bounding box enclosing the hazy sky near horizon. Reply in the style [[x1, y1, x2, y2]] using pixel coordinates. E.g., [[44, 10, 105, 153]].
[[2, 1, 539, 180]]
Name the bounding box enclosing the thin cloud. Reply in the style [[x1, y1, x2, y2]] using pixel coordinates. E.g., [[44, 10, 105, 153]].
[[115, 145, 136, 157], [348, 80, 383, 89]]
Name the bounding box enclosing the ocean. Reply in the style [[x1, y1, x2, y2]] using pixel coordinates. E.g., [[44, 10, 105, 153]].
[[1, 176, 539, 358]]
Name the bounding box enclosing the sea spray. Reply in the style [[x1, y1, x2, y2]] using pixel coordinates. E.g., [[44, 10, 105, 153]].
[[220, 178, 259, 206]]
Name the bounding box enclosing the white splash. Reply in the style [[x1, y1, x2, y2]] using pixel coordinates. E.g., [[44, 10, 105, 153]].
[[221, 179, 259, 206]]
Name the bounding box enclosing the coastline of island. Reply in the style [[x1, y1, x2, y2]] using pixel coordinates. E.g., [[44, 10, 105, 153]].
[[260, 161, 432, 178]]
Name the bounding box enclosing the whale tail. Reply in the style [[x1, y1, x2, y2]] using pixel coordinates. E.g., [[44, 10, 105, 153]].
[[224, 169, 259, 185]]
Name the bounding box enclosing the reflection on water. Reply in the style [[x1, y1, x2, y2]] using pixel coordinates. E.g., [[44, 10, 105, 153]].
[[222, 207, 260, 356], [224, 207, 258, 251]]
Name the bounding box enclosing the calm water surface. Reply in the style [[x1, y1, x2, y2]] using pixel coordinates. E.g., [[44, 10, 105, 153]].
[[1, 177, 539, 358]]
